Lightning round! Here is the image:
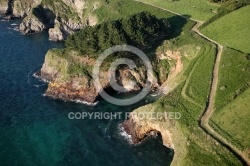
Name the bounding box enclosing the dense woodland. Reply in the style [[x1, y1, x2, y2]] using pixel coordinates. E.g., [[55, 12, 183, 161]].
[[65, 12, 172, 56]]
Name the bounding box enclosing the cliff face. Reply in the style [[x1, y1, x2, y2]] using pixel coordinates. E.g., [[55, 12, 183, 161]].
[[39, 49, 158, 104], [38, 38, 185, 104], [122, 104, 188, 166], [1, 0, 101, 41], [12, 0, 42, 18], [0, 0, 42, 18], [123, 111, 175, 149], [0, 0, 8, 14]]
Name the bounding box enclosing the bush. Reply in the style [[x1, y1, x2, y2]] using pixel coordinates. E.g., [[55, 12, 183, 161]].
[[65, 11, 172, 56]]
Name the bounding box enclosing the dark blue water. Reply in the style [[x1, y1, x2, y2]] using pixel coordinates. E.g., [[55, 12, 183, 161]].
[[0, 21, 173, 166]]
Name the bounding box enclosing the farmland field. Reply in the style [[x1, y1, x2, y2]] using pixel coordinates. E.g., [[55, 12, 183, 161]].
[[185, 43, 216, 106], [211, 88, 250, 153], [150, 22, 241, 165], [214, 48, 250, 110], [135, 0, 219, 21], [210, 47, 250, 153], [202, 5, 250, 54]]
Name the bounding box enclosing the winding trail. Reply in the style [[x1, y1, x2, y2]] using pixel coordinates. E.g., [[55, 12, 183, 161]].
[[134, 1, 250, 165], [180, 45, 203, 109]]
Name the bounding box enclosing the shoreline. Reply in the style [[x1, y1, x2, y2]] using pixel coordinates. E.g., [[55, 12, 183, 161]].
[[34, 72, 99, 106], [42, 93, 99, 106]]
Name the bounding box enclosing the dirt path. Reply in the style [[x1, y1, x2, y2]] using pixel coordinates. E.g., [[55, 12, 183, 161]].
[[134, 1, 250, 165], [193, 19, 250, 166]]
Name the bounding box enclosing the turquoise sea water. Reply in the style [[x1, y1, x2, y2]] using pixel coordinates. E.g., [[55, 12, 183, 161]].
[[0, 21, 173, 166]]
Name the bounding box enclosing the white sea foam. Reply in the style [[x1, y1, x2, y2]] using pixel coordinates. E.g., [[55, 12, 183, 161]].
[[35, 72, 99, 106], [73, 99, 99, 106], [42, 93, 99, 106], [118, 124, 132, 144], [33, 73, 50, 83]]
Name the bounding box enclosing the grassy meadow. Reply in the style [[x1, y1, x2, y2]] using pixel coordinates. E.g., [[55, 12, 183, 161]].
[[211, 88, 250, 154], [134, 0, 219, 21], [214, 48, 250, 110], [210, 48, 250, 153], [201, 5, 250, 54], [148, 18, 241, 165], [94, 0, 191, 36], [185, 43, 216, 106]]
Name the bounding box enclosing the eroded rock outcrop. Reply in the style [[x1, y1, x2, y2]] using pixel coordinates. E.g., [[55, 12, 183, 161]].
[[0, 0, 8, 14], [122, 105, 175, 149], [19, 14, 45, 34], [122, 104, 188, 166], [48, 18, 84, 41], [38, 49, 159, 104], [2, 0, 101, 40], [12, 0, 42, 18], [0, 0, 42, 19]]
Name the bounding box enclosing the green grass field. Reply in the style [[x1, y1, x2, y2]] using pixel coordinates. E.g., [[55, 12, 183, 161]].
[[210, 48, 250, 153], [95, 0, 175, 21], [202, 5, 250, 54], [151, 22, 241, 165], [212, 88, 250, 152], [135, 0, 219, 21], [185, 43, 216, 106], [214, 48, 250, 110]]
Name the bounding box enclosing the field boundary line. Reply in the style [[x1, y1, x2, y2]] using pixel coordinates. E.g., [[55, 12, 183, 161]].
[[133, 1, 250, 165]]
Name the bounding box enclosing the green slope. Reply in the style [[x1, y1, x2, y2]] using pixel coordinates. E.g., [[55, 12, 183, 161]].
[[212, 88, 250, 151], [211, 47, 250, 154], [202, 5, 250, 54], [135, 0, 219, 21]]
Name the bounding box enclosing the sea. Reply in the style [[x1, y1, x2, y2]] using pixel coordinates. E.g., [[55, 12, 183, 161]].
[[0, 20, 173, 166]]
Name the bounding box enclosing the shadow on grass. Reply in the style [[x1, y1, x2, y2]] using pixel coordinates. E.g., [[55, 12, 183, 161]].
[[145, 14, 190, 59]]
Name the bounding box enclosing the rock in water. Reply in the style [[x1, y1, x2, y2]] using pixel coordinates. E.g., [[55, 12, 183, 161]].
[[20, 14, 45, 34], [49, 26, 64, 42]]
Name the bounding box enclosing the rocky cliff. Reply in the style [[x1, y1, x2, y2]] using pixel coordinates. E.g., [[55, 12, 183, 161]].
[[122, 104, 188, 166], [0, 0, 101, 41], [123, 109, 175, 149], [38, 49, 160, 104], [0, 0, 8, 14]]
